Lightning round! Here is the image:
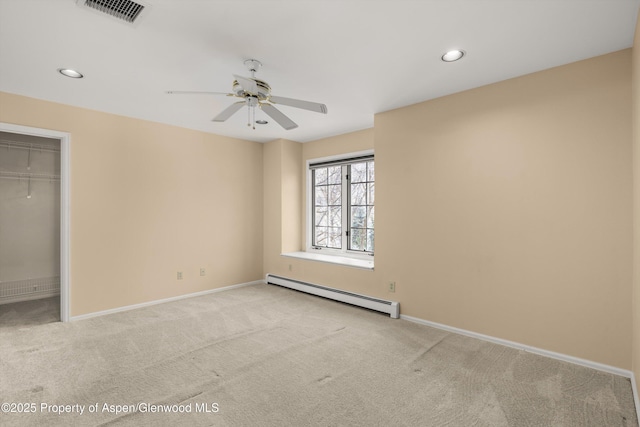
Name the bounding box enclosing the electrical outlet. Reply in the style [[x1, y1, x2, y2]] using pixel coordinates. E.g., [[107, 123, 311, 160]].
[[288, 264, 292, 272], [388, 281, 396, 293], [177, 271, 183, 280], [200, 268, 206, 276]]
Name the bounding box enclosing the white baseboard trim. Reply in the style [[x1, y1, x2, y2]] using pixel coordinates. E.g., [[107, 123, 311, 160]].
[[70, 280, 264, 321], [400, 314, 633, 379], [632, 372, 640, 424]]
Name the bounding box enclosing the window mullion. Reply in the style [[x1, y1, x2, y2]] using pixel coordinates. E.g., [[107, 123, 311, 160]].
[[342, 165, 349, 252], [311, 169, 317, 247]]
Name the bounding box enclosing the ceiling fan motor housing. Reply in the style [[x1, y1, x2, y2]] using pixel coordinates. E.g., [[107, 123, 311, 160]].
[[232, 79, 271, 100]]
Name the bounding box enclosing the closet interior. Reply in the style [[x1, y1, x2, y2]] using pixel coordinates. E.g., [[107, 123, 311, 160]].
[[0, 131, 61, 325]]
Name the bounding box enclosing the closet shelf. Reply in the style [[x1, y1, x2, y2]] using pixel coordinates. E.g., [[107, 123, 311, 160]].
[[0, 139, 61, 153], [0, 171, 60, 181]]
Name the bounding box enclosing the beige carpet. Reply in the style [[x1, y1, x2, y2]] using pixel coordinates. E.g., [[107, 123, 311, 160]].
[[0, 296, 60, 328], [0, 283, 637, 426]]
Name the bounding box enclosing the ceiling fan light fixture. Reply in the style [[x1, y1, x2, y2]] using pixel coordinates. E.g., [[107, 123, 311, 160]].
[[256, 120, 268, 125], [58, 68, 84, 78], [441, 50, 465, 62]]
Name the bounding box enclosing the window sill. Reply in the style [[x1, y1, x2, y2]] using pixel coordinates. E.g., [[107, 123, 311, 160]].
[[282, 251, 374, 270]]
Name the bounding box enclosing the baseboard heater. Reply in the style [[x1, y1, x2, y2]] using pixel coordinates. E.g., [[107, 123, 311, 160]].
[[266, 274, 399, 319]]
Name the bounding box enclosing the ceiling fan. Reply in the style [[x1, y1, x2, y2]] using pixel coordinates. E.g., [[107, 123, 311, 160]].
[[167, 59, 327, 130]]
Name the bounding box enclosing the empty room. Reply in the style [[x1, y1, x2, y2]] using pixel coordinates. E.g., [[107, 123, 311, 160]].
[[1, 0, 640, 425]]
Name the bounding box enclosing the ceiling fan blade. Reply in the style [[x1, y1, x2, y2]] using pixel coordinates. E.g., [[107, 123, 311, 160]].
[[212, 102, 245, 122], [233, 74, 258, 95], [269, 95, 328, 114], [261, 104, 298, 130], [166, 91, 233, 96]]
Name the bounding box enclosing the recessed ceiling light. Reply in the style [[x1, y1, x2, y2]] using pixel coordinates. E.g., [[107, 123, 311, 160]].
[[256, 120, 268, 125], [441, 50, 465, 62], [58, 68, 84, 78]]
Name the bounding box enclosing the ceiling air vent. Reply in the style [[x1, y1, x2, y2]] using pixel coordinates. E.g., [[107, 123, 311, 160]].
[[76, 0, 149, 25]]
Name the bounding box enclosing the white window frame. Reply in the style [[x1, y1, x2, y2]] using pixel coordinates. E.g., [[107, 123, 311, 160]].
[[306, 150, 374, 262]]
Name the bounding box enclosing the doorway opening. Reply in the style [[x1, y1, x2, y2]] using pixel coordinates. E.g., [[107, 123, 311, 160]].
[[0, 123, 70, 323]]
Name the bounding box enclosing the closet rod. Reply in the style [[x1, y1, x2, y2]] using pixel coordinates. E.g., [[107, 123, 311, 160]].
[[0, 139, 61, 153], [0, 171, 60, 181]]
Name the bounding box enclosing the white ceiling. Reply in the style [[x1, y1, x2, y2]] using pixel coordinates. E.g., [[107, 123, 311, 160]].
[[1, 0, 638, 143]]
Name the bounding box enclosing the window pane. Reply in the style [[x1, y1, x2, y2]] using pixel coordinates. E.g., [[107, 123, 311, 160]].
[[312, 157, 373, 254], [328, 227, 342, 249], [328, 184, 341, 206], [315, 227, 327, 246], [328, 166, 341, 184], [351, 162, 367, 183], [351, 206, 366, 228], [315, 168, 328, 185], [366, 206, 375, 228], [367, 182, 375, 205], [329, 206, 341, 227], [367, 229, 375, 252], [351, 183, 366, 205], [315, 207, 327, 226], [315, 185, 328, 206], [350, 228, 366, 251]]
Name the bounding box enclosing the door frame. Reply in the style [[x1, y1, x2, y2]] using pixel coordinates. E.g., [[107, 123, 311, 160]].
[[1, 122, 71, 322]]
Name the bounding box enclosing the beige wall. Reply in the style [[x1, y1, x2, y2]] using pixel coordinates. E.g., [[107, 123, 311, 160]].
[[0, 92, 264, 316], [632, 9, 640, 398], [375, 50, 632, 369], [265, 52, 633, 370], [282, 139, 302, 253], [262, 139, 282, 276], [263, 139, 302, 273]]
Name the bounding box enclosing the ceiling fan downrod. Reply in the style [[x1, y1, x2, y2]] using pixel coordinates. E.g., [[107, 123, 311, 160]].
[[244, 59, 262, 78]]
